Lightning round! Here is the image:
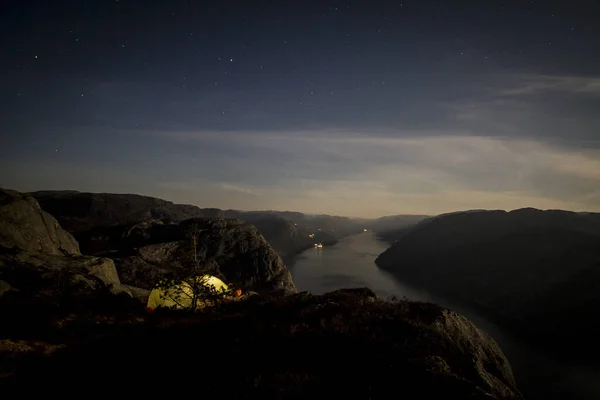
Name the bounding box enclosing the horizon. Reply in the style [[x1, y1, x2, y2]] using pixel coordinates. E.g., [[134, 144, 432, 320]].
[[5, 186, 597, 220], [2, 1, 599, 216]]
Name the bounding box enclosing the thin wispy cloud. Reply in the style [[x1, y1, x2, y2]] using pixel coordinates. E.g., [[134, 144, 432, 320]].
[[499, 74, 600, 96]]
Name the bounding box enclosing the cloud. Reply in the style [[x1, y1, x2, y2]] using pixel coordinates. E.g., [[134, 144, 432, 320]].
[[2, 130, 599, 217], [220, 183, 261, 196], [135, 129, 600, 215], [499, 74, 600, 96]]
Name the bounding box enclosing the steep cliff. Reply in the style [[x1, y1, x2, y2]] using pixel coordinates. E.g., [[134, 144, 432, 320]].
[[375, 208, 600, 362], [28, 190, 295, 294], [110, 217, 296, 294]]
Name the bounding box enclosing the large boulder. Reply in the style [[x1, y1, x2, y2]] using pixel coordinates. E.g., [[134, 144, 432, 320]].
[[0, 245, 132, 299], [0, 189, 80, 256], [0, 189, 134, 311]]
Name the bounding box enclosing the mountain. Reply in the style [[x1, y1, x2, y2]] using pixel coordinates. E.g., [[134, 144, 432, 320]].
[[221, 211, 338, 262], [370, 214, 432, 243], [375, 208, 600, 362], [31, 190, 206, 233], [370, 214, 431, 234], [2, 189, 295, 300], [30, 191, 349, 261], [0, 187, 526, 398]]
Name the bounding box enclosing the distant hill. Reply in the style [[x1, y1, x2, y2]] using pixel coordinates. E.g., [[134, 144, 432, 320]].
[[375, 208, 600, 362], [370, 214, 431, 242]]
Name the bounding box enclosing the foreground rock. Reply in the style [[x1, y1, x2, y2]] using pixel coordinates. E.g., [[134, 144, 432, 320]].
[[0, 188, 134, 307], [3, 289, 522, 399], [376, 208, 600, 362], [0, 245, 132, 299]]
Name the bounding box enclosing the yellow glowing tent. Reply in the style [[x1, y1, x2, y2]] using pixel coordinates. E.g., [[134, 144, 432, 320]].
[[146, 275, 230, 311]]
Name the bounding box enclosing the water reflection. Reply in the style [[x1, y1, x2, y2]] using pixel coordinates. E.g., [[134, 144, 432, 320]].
[[289, 233, 432, 301]]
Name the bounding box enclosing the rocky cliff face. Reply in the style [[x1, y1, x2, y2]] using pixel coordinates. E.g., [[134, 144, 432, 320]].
[[29, 190, 295, 294], [3, 288, 523, 399], [110, 218, 296, 293], [376, 208, 600, 362]]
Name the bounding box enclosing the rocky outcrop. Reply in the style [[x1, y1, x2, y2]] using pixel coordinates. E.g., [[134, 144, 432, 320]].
[[4, 288, 522, 398], [27, 191, 296, 294], [0, 189, 80, 256], [376, 208, 600, 362], [221, 212, 339, 261], [0, 245, 131, 296], [0, 189, 135, 308], [110, 218, 296, 294]]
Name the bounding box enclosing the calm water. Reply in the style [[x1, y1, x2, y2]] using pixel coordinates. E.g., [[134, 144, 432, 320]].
[[289, 232, 433, 301], [288, 232, 600, 400]]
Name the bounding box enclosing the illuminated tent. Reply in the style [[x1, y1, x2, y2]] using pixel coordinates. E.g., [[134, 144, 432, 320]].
[[146, 274, 231, 311]]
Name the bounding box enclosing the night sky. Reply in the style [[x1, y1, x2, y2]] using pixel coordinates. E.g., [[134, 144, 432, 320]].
[[1, 1, 599, 217]]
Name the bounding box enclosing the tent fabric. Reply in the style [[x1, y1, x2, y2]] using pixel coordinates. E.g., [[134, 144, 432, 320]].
[[146, 274, 230, 310]]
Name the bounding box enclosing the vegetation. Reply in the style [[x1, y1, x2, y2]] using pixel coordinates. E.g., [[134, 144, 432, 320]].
[[2, 289, 521, 399], [151, 223, 240, 310]]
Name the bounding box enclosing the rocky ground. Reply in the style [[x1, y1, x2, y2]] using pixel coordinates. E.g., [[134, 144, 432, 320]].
[[0, 187, 524, 398], [1, 288, 522, 399]]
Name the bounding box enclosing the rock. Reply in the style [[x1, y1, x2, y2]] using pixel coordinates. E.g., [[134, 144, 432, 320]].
[[223, 211, 349, 259], [430, 310, 518, 398], [0, 188, 137, 308], [113, 218, 296, 294], [121, 284, 150, 304], [4, 289, 522, 399], [0, 245, 128, 298], [27, 191, 296, 294], [0, 189, 80, 256]]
